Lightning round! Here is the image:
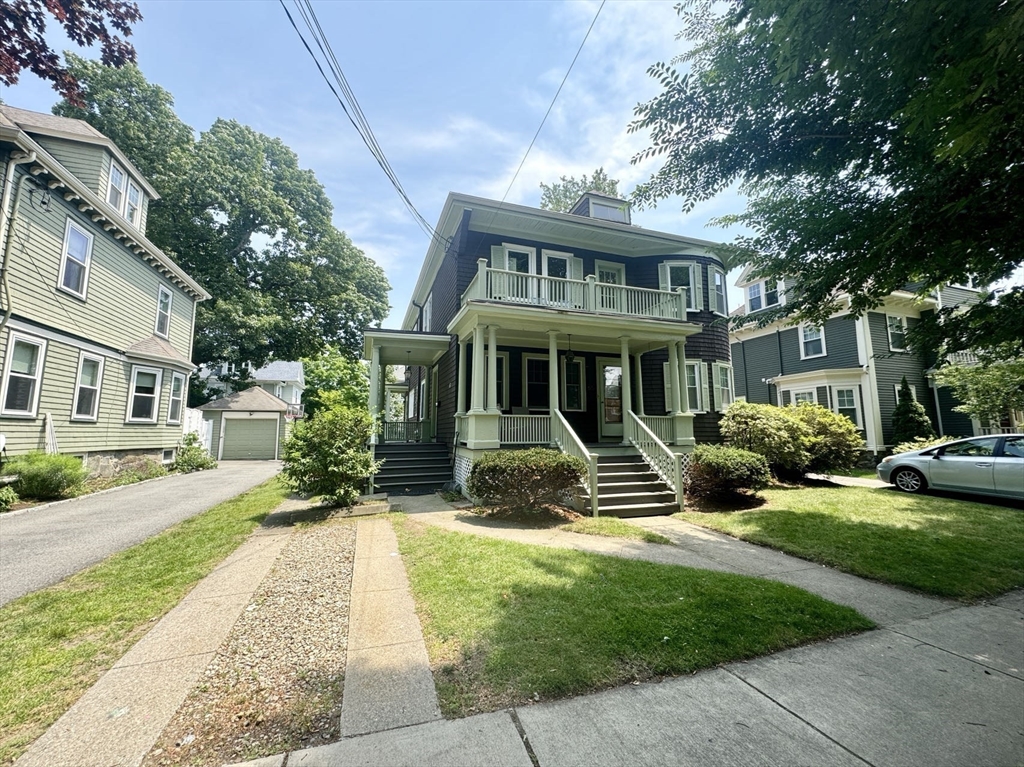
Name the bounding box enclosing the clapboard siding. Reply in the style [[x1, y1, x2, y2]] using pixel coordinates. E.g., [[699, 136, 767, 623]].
[[35, 137, 106, 194], [779, 315, 860, 373], [936, 384, 974, 437], [0, 327, 186, 455], [7, 169, 193, 356], [867, 312, 938, 444], [730, 335, 783, 406]]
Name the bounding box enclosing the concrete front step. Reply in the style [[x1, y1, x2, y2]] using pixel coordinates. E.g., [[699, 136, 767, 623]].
[[594, 502, 680, 518], [598, 491, 677, 507], [377, 458, 450, 470], [375, 480, 452, 496]]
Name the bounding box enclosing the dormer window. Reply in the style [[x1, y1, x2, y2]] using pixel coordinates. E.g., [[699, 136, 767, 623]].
[[591, 202, 627, 223], [746, 280, 780, 313], [107, 161, 144, 230], [569, 193, 632, 225], [107, 163, 126, 211], [126, 182, 142, 226]]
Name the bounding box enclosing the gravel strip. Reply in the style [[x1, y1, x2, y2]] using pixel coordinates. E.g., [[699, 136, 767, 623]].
[[143, 518, 357, 767]]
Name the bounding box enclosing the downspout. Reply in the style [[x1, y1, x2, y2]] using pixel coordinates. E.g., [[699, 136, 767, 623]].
[[0, 151, 38, 332]]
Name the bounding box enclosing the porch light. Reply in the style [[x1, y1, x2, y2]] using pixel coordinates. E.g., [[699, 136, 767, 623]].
[[565, 335, 575, 364]]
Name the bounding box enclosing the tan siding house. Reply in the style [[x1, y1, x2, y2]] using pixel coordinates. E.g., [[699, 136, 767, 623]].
[[0, 106, 210, 473]]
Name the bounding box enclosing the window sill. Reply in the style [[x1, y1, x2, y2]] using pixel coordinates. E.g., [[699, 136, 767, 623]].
[[800, 353, 827, 361], [0, 411, 39, 419], [125, 419, 158, 425], [70, 416, 99, 423], [57, 285, 88, 302]]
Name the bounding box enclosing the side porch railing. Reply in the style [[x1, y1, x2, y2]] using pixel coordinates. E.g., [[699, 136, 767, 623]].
[[626, 411, 685, 510], [638, 415, 674, 444], [500, 414, 551, 444], [551, 410, 600, 516], [382, 420, 423, 443]]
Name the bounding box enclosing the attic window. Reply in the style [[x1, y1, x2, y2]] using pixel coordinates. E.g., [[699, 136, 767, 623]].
[[590, 201, 627, 223]]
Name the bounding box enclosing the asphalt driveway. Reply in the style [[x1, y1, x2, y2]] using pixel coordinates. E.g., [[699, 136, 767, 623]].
[[0, 461, 282, 607]]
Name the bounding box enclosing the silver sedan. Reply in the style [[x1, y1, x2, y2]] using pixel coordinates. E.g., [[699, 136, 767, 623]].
[[877, 434, 1024, 501]]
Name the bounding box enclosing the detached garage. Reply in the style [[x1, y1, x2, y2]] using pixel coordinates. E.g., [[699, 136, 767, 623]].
[[200, 387, 290, 460]]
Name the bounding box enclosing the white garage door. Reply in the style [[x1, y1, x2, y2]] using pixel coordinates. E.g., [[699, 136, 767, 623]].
[[222, 418, 278, 460]]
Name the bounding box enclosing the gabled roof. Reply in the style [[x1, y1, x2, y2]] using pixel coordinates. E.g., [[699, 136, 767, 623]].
[[124, 335, 196, 371], [0, 105, 159, 199], [199, 386, 288, 412], [251, 360, 304, 386]]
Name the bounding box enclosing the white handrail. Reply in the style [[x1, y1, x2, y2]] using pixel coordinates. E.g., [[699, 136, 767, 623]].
[[500, 414, 551, 444], [639, 415, 674, 444], [627, 411, 685, 509], [551, 410, 600, 517]]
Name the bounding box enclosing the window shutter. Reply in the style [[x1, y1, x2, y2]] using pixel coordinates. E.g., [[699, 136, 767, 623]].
[[658, 262, 669, 291], [708, 269, 717, 314], [700, 363, 710, 412], [693, 265, 704, 312], [570, 256, 584, 281], [490, 245, 506, 269], [662, 362, 671, 414]]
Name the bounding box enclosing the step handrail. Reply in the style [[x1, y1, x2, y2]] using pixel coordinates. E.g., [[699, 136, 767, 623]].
[[551, 410, 600, 517], [626, 410, 685, 509]]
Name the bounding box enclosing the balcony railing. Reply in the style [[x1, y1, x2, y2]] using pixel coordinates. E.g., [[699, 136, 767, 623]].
[[500, 414, 551, 444], [464, 262, 688, 322], [285, 403, 305, 418]]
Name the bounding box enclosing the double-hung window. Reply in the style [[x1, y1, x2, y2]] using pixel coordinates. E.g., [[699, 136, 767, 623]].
[[792, 390, 816, 405], [127, 366, 162, 423], [887, 315, 908, 351], [713, 363, 734, 412], [155, 286, 173, 338], [834, 387, 860, 426], [167, 373, 185, 424], [59, 220, 93, 299], [524, 355, 550, 409], [800, 324, 826, 359], [107, 163, 127, 211], [709, 267, 728, 315], [1, 333, 47, 417], [126, 182, 142, 226], [659, 261, 699, 311], [662, 361, 705, 412], [894, 384, 918, 403], [746, 280, 780, 313], [561, 357, 585, 411], [72, 353, 104, 421]]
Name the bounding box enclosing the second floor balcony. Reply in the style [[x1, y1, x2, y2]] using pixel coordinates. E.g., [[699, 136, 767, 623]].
[[463, 259, 689, 322]]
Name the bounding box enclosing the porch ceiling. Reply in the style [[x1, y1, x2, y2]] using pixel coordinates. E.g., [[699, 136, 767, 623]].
[[447, 302, 703, 353], [364, 329, 450, 365]]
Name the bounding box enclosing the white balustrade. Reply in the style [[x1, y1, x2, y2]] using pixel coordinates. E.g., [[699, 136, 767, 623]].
[[551, 410, 600, 516], [500, 414, 551, 444], [639, 415, 674, 444], [383, 420, 423, 443], [627, 411, 685, 509]]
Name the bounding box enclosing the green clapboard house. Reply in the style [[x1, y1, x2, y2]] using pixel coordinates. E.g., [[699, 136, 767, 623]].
[[0, 105, 210, 474]]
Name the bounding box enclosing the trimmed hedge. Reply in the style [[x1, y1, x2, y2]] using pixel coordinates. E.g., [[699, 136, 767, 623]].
[[792, 403, 864, 475], [686, 444, 770, 499], [1, 452, 88, 500], [466, 448, 587, 514]]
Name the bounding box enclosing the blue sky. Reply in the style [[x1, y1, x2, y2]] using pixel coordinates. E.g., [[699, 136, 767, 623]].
[[1, 0, 751, 326]]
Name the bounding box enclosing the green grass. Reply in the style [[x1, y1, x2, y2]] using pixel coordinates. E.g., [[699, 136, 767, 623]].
[[832, 467, 879, 480], [560, 517, 672, 544], [676, 485, 1024, 599], [393, 517, 873, 717], [0, 477, 290, 765]]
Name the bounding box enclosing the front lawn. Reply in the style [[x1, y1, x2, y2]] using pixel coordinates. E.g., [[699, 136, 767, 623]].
[[560, 516, 672, 544], [393, 518, 872, 717], [0, 477, 290, 765], [676, 485, 1024, 599]]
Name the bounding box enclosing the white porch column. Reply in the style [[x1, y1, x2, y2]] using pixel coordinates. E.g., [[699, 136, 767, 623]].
[[634, 351, 645, 417], [456, 337, 467, 415], [548, 331, 559, 413], [368, 343, 381, 444], [668, 341, 683, 414], [620, 336, 632, 444], [470, 324, 485, 414], [487, 325, 499, 413], [677, 341, 689, 412]]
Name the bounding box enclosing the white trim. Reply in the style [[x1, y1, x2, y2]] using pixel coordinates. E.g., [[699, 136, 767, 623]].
[[155, 285, 173, 338], [4, 318, 121, 361], [712, 362, 735, 412], [71, 351, 104, 422], [832, 386, 861, 428], [1, 332, 47, 417], [894, 383, 918, 402], [710, 266, 728, 315], [485, 350, 510, 410], [594, 259, 625, 284], [745, 279, 782, 314], [503, 243, 537, 274], [659, 260, 699, 311], [421, 292, 433, 332], [886, 314, 908, 352], [663, 360, 705, 413], [786, 389, 817, 405], [57, 218, 94, 300], [107, 160, 127, 212], [560, 355, 586, 411], [167, 372, 186, 425], [125, 181, 142, 228], [522, 353, 550, 410], [799, 323, 827, 359], [419, 379, 427, 420], [126, 365, 163, 423]]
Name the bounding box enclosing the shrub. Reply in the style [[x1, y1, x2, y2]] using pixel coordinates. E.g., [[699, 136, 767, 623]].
[[466, 448, 587, 514], [113, 457, 167, 484], [1, 452, 88, 500], [686, 444, 770, 499], [0, 485, 18, 512], [891, 376, 936, 444], [282, 405, 379, 507], [719, 400, 812, 476], [789, 402, 865, 474], [172, 432, 218, 473], [892, 435, 966, 455]]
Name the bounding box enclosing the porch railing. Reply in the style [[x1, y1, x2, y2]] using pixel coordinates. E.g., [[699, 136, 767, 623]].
[[382, 420, 423, 442], [639, 415, 674, 444], [464, 262, 688, 322], [551, 410, 600, 516], [500, 414, 551, 444], [979, 426, 1017, 435], [627, 411, 685, 510]]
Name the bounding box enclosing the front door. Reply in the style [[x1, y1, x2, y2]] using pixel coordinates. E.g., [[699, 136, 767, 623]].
[[598, 358, 623, 439]]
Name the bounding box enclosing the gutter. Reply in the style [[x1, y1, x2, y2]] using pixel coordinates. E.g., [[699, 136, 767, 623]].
[[0, 150, 38, 332]]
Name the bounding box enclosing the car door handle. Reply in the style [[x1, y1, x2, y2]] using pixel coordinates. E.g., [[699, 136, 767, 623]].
[[975, 462, 992, 467]]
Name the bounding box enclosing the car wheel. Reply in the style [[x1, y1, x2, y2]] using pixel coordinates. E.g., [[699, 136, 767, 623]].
[[893, 467, 926, 494]]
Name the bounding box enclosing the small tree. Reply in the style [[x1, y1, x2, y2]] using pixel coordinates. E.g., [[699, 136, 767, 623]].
[[301, 346, 370, 419], [891, 377, 935, 445], [719, 401, 811, 476], [790, 403, 864, 474], [934, 357, 1024, 425], [281, 405, 379, 507], [539, 168, 620, 212]]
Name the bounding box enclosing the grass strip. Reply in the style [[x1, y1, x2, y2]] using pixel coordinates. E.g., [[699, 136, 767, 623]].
[[560, 517, 672, 544], [0, 477, 290, 765], [676, 485, 1024, 599], [394, 517, 872, 718]]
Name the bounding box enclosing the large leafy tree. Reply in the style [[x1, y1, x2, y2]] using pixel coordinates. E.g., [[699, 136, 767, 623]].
[[630, 0, 1024, 357], [0, 1, 140, 106], [539, 167, 620, 212], [934, 358, 1024, 425], [52, 60, 390, 379]]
